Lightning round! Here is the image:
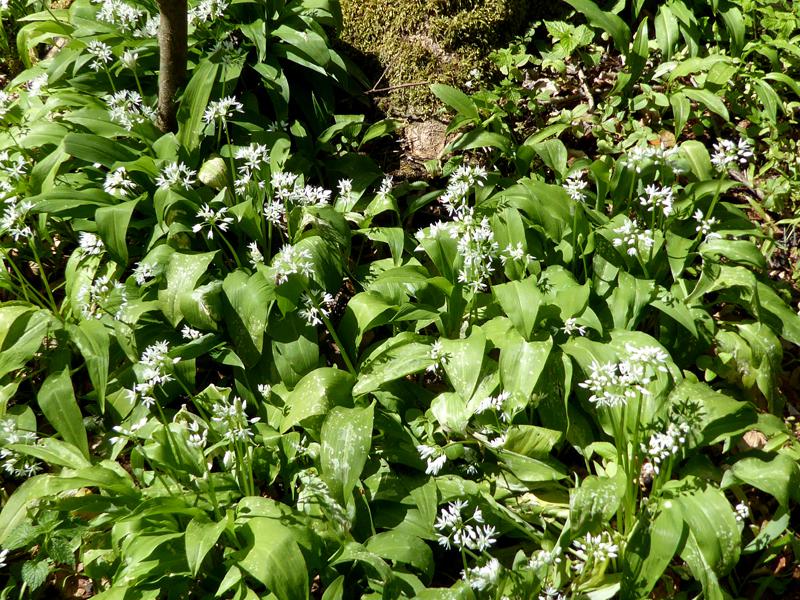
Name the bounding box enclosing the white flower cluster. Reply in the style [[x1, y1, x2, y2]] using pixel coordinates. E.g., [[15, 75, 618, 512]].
[[438, 165, 487, 215], [271, 171, 332, 208], [622, 144, 681, 174], [427, 340, 449, 375], [611, 217, 654, 258], [104, 90, 157, 130], [0, 197, 33, 241], [247, 242, 264, 268], [571, 531, 619, 574], [189, 0, 230, 24], [416, 444, 447, 475], [562, 317, 587, 337], [579, 344, 669, 408], [104, 167, 137, 197], [539, 586, 565, 600], [156, 162, 197, 190], [0, 418, 41, 478], [563, 172, 588, 201], [529, 548, 563, 571], [26, 73, 48, 97], [203, 96, 243, 125], [476, 390, 512, 422], [734, 501, 750, 523], [86, 40, 113, 71], [132, 261, 160, 285], [76, 274, 127, 320], [211, 396, 259, 443], [641, 421, 690, 474], [78, 232, 105, 256], [193, 202, 234, 239], [272, 244, 314, 284], [693, 209, 721, 241], [181, 324, 202, 340], [234, 143, 270, 184], [109, 416, 148, 445], [638, 184, 674, 217], [132, 341, 179, 408], [0, 151, 26, 187], [0, 90, 12, 119], [711, 138, 753, 172], [91, 0, 156, 36], [299, 290, 335, 327], [462, 557, 501, 591], [0, 548, 9, 570], [435, 500, 497, 551]]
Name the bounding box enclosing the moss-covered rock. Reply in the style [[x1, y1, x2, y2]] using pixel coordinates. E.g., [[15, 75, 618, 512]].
[[339, 0, 535, 117]]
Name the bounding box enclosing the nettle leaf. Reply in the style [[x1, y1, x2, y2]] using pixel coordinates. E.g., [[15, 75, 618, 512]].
[[158, 251, 217, 327], [185, 515, 227, 576], [321, 402, 374, 504], [281, 368, 355, 433], [721, 453, 800, 507], [21, 559, 50, 591]]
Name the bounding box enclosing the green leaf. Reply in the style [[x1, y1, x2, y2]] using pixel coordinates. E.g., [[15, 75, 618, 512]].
[[222, 270, 273, 365], [655, 5, 679, 59], [562, 0, 632, 53], [570, 474, 623, 536], [441, 327, 487, 401], [354, 334, 434, 396], [95, 199, 138, 264], [499, 334, 552, 399], [281, 368, 355, 433], [683, 88, 729, 121], [360, 119, 398, 147], [366, 532, 433, 580], [668, 381, 756, 447], [185, 515, 227, 576], [0, 307, 51, 380], [680, 140, 712, 181], [532, 139, 568, 178], [68, 320, 110, 411], [238, 517, 308, 600], [62, 133, 136, 166], [7, 438, 90, 470], [622, 500, 685, 600], [37, 367, 89, 459], [177, 60, 220, 151], [429, 84, 479, 121], [430, 392, 471, 434], [720, 6, 745, 56], [449, 128, 512, 154], [492, 277, 542, 339], [340, 291, 397, 359], [158, 251, 216, 327], [503, 425, 561, 458], [21, 559, 50, 591], [670, 92, 691, 136], [321, 403, 374, 504], [721, 453, 800, 507]]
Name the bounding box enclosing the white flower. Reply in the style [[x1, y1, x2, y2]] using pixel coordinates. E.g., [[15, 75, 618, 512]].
[[181, 325, 202, 340], [247, 241, 264, 268], [622, 144, 681, 174], [639, 184, 674, 217], [210, 396, 260, 443], [611, 217, 654, 258], [263, 200, 286, 226], [641, 421, 690, 473], [26, 73, 48, 96], [693, 209, 721, 241], [711, 138, 753, 172], [562, 317, 586, 336], [298, 290, 335, 327], [0, 197, 34, 241], [192, 202, 234, 239], [0, 548, 8, 569], [571, 531, 618, 574], [376, 175, 393, 198], [121, 50, 138, 70], [563, 172, 588, 201], [139, 340, 179, 387], [0, 418, 41, 477], [95, 0, 147, 34], [257, 383, 271, 397], [272, 244, 313, 284], [156, 161, 196, 190], [189, 0, 230, 23], [78, 232, 105, 255], [86, 40, 113, 71], [132, 261, 158, 285], [104, 167, 136, 197], [337, 178, 352, 198], [104, 89, 156, 130], [435, 501, 497, 551], [427, 340, 449, 374], [579, 344, 668, 408], [734, 501, 750, 522], [76, 274, 128, 320], [203, 96, 243, 125], [462, 558, 501, 591], [416, 444, 447, 475], [235, 143, 270, 177]]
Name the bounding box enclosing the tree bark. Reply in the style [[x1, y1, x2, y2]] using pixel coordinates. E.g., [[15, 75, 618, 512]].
[[156, 0, 188, 132]]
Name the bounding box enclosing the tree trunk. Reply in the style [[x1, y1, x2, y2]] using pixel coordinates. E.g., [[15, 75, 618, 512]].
[[156, 0, 188, 132]]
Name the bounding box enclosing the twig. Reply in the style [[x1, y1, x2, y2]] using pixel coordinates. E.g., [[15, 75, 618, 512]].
[[368, 66, 389, 93], [577, 68, 595, 111], [367, 81, 430, 95]]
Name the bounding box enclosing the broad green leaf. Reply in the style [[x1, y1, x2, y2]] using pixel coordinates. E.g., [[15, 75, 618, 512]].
[[683, 88, 729, 121], [430, 392, 470, 434], [270, 313, 320, 388], [720, 6, 745, 56], [366, 531, 433, 579], [354, 334, 434, 396], [239, 517, 308, 600], [503, 425, 561, 458], [450, 128, 512, 154], [95, 199, 138, 264], [222, 269, 272, 365], [499, 334, 552, 399], [533, 139, 568, 178], [441, 326, 487, 401], [321, 402, 374, 504], [670, 92, 691, 136], [340, 291, 397, 359], [6, 438, 90, 470], [654, 5, 679, 59], [158, 251, 216, 327], [429, 84, 479, 121], [62, 133, 136, 166], [570, 474, 623, 536], [185, 515, 227, 576], [721, 453, 800, 507], [37, 367, 88, 459], [622, 500, 685, 600], [0, 307, 52, 380], [562, 0, 632, 53], [667, 381, 756, 447], [68, 320, 110, 410], [177, 60, 220, 151], [496, 449, 568, 483], [281, 368, 355, 433], [680, 140, 712, 180], [492, 277, 542, 339]]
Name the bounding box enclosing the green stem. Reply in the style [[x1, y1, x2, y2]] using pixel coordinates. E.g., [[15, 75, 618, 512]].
[[223, 122, 237, 195], [320, 310, 357, 376], [29, 241, 59, 315], [215, 226, 243, 269]]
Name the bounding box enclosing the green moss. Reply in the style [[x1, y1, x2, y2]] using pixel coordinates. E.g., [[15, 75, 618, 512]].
[[339, 0, 535, 117]]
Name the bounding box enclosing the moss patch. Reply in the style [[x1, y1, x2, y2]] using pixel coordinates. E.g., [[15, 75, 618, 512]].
[[339, 0, 535, 117]]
